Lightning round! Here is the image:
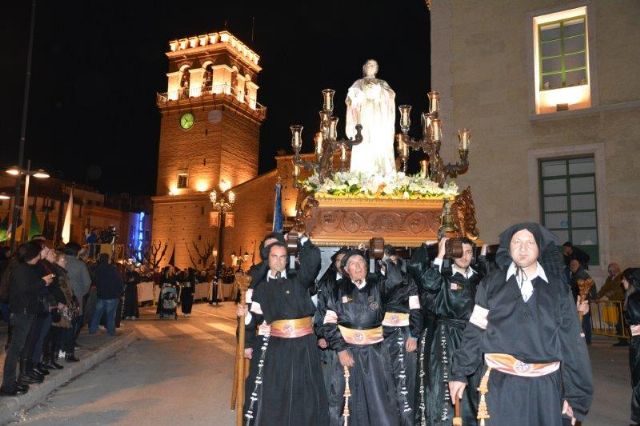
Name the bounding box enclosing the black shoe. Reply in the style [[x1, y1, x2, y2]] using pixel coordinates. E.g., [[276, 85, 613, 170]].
[[50, 360, 64, 369], [34, 365, 50, 376], [65, 355, 80, 362], [18, 374, 40, 385], [0, 386, 27, 396], [25, 370, 44, 383], [41, 361, 56, 370], [613, 340, 629, 347], [15, 383, 29, 393]]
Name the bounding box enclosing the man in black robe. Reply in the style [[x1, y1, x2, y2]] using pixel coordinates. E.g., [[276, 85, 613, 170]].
[[244, 236, 327, 425], [381, 246, 422, 425], [413, 237, 485, 426], [449, 223, 593, 426], [314, 247, 348, 397], [241, 233, 285, 419], [323, 250, 401, 426]]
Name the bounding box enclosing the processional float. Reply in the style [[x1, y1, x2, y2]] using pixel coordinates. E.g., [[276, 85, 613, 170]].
[[232, 74, 481, 426]]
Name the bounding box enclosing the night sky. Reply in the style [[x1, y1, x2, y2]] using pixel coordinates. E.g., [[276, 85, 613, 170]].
[[1, 0, 430, 195]]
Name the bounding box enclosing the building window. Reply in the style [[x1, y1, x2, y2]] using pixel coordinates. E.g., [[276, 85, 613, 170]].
[[539, 156, 598, 264], [533, 6, 591, 114], [177, 172, 188, 189]]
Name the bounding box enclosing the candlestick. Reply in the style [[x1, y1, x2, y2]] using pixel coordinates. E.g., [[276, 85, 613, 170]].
[[322, 89, 335, 112], [290, 125, 303, 150], [399, 105, 412, 131], [431, 119, 442, 142], [314, 132, 324, 156], [458, 129, 471, 151], [420, 159, 429, 177], [329, 117, 339, 141], [428, 91, 440, 114]]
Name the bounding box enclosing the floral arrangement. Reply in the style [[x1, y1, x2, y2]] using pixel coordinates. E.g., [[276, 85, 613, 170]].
[[300, 171, 458, 200]]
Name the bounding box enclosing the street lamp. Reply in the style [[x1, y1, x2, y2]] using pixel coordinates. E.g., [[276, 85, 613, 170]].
[[209, 184, 236, 277], [6, 159, 50, 247]]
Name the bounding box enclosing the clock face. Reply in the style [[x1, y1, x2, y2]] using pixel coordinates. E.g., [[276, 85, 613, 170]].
[[180, 112, 195, 130]]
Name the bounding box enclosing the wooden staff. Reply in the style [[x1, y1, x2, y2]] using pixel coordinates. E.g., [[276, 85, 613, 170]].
[[453, 395, 462, 426], [231, 274, 252, 425]]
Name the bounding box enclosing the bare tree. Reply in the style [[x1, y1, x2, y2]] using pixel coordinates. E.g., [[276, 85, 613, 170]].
[[143, 240, 169, 270], [185, 240, 216, 270]]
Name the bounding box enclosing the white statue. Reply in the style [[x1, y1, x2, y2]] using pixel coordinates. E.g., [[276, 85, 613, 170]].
[[345, 59, 396, 176]]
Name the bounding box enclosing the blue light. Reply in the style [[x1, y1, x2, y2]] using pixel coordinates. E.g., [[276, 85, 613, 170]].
[[131, 211, 146, 262]]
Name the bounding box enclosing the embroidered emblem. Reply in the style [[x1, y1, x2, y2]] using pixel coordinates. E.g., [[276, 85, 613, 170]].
[[283, 324, 294, 335], [369, 302, 379, 310], [342, 296, 350, 303], [450, 283, 459, 291], [514, 360, 531, 374], [368, 295, 375, 303], [354, 331, 365, 343], [390, 314, 399, 324]]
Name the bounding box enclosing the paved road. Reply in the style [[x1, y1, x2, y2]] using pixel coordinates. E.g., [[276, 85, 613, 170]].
[[15, 303, 238, 426], [10, 302, 635, 425]]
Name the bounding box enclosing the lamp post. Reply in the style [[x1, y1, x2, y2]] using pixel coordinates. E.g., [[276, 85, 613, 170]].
[[209, 185, 236, 277], [6, 159, 49, 248]]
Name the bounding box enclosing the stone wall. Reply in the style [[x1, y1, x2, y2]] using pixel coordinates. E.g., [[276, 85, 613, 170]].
[[431, 0, 640, 280]]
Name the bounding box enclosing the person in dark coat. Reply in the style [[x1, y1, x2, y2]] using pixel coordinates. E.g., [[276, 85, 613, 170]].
[[314, 247, 348, 397], [323, 250, 402, 426], [413, 237, 486, 426], [622, 268, 640, 426], [569, 259, 597, 345], [449, 223, 593, 426], [380, 246, 422, 426], [0, 242, 53, 396], [563, 241, 590, 270], [157, 266, 176, 314], [180, 268, 196, 317], [122, 264, 140, 320], [244, 236, 327, 426], [88, 254, 123, 336]]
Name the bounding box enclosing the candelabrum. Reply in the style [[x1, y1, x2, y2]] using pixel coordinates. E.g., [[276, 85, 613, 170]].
[[290, 89, 363, 187], [395, 91, 471, 187]]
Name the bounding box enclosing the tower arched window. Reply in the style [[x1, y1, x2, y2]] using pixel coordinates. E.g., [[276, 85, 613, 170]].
[[179, 66, 191, 99]]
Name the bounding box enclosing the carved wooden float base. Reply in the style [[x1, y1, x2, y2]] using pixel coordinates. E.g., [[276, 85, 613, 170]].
[[305, 197, 445, 247]]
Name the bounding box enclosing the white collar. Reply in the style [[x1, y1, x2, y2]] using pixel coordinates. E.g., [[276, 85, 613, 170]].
[[267, 270, 287, 280], [506, 262, 548, 284], [452, 264, 475, 278], [352, 279, 367, 290]]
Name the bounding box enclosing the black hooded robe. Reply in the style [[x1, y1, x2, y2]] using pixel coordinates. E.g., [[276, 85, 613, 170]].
[[415, 259, 483, 426], [245, 240, 327, 426], [624, 269, 640, 424], [323, 262, 402, 426], [451, 223, 593, 426], [382, 265, 422, 426], [314, 265, 341, 397]]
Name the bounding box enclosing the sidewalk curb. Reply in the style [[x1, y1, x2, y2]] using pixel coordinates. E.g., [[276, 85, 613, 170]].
[[0, 330, 138, 425]]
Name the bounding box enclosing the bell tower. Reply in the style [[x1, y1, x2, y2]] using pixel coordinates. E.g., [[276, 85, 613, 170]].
[[152, 31, 266, 268]]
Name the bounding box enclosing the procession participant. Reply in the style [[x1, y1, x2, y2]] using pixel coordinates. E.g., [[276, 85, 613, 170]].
[[380, 245, 422, 425], [324, 250, 401, 426], [122, 262, 140, 320], [622, 268, 640, 426], [314, 247, 349, 396], [244, 235, 327, 426], [241, 233, 285, 417], [413, 237, 485, 426], [449, 223, 593, 426], [180, 268, 196, 317]]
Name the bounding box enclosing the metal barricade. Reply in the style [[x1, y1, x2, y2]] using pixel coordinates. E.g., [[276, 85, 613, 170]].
[[590, 300, 629, 340]]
